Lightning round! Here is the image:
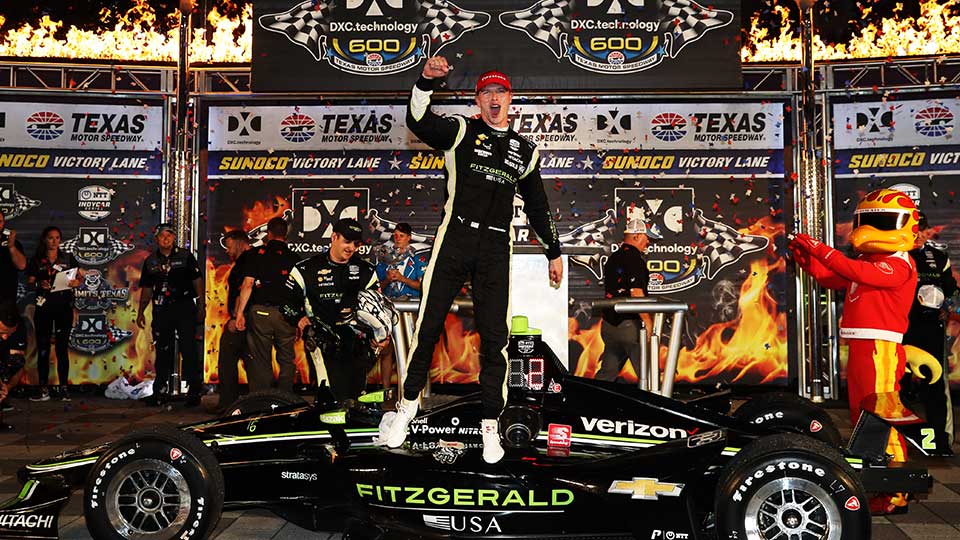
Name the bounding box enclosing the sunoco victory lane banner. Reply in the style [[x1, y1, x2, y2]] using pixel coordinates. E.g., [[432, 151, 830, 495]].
[[3, 97, 165, 385], [203, 98, 790, 388], [252, 0, 742, 92], [833, 94, 960, 387]]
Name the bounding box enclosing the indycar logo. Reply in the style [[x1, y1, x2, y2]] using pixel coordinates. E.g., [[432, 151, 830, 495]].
[[78, 185, 113, 220], [581, 416, 690, 440], [423, 515, 502, 534], [608, 478, 684, 500]]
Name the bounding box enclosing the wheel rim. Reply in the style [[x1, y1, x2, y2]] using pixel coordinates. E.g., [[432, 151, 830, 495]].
[[105, 458, 191, 539], [743, 477, 841, 540]]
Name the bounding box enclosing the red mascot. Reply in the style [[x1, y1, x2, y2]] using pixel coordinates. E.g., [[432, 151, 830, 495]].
[[790, 188, 939, 514]]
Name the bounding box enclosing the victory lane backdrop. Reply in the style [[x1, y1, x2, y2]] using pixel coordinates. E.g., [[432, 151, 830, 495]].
[[0, 95, 165, 386], [252, 0, 742, 92], [202, 96, 791, 388]]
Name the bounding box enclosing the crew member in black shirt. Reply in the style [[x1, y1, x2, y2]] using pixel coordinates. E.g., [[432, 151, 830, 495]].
[[903, 213, 957, 450], [0, 209, 27, 302], [215, 229, 253, 412], [0, 301, 26, 430], [137, 223, 204, 406], [283, 218, 379, 400], [598, 218, 653, 382], [235, 217, 300, 393]]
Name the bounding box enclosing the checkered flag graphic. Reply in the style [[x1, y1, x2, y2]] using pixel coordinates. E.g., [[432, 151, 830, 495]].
[[259, 0, 335, 61], [499, 0, 572, 59], [694, 209, 768, 280], [62, 235, 135, 263], [4, 193, 41, 219], [367, 209, 434, 263], [418, 0, 490, 52], [659, 0, 733, 58], [562, 208, 617, 280]]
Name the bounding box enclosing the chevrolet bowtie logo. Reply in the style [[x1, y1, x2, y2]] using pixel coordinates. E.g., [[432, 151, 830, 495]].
[[608, 478, 684, 500]]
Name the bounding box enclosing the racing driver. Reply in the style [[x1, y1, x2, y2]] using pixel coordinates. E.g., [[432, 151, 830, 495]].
[[384, 55, 563, 464]]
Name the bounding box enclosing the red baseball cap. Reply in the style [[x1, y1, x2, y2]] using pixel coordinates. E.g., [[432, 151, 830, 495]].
[[475, 71, 511, 93]]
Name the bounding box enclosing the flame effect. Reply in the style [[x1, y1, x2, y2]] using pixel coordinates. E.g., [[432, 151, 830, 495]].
[[742, 0, 960, 62], [0, 1, 957, 63]]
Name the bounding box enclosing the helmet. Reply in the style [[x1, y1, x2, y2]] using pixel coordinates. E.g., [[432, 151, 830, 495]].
[[350, 290, 399, 342], [850, 188, 919, 253]]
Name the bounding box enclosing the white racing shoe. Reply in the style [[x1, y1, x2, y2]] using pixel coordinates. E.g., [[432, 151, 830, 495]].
[[385, 398, 419, 448], [481, 419, 505, 464]]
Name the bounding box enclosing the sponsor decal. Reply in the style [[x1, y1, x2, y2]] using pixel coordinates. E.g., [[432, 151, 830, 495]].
[[650, 112, 688, 142], [853, 106, 896, 144], [0, 183, 40, 219], [731, 461, 826, 502], [517, 339, 536, 354], [281, 471, 318, 481], [608, 478, 684, 500], [876, 261, 894, 275], [690, 112, 767, 143], [26, 111, 65, 141], [651, 530, 690, 540], [69, 112, 147, 143], [69, 313, 132, 354], [228, 111, 262, 137], [423, 515, 502, 533], [315, 112, 394, 144], [747, 411, 784, 425], [0, 514, 56, 529], [89, 447, 137, 509], [320, 410, 347, 424], [507, 112, 578, 143], [581, 416, 690, 439], [291, 187, 370, 253], [809, 420, 823, 433], [355, 484, 574, 507], [913, 106, 953, 138], [260, 0, 487, 76], [596, 109, 633, 136], [73, 270, 130, 311], [409, 415, 480, 437], [687, 429, 724, 448], [501, 0, 732, 74], [169, 447, 183, 460], [78, 185, 113, 220], [547, 424, 572, 448], [432, 445, 465, 465], [844, 496, 861, 511], [888, 183, 921, 206], [62, 227, 135, 265], [279, 113, 316, 143]]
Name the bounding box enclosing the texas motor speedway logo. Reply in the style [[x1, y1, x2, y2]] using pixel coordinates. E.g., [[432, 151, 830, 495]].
[[501, 0, 732, 74], [259, 0, 489, 75]]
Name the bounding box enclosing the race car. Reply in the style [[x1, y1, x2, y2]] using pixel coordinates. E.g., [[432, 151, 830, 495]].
[[0, 334, 935, 540]]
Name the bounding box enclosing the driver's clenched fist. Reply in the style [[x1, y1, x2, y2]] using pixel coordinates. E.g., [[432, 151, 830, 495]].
[[422, 56, 450, 79]]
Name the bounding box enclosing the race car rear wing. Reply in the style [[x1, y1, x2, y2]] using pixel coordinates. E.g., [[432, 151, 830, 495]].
[[848, 410, 934, 494]]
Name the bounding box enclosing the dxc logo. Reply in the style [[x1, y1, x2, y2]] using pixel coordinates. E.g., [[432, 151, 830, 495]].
[[596, 110, 632, 135], [345, 0, 403, 17], [855, 106, 894, 133], [227, 111, 262, 137], [291, 188, 370, 252], [586, 0, 645, 15]]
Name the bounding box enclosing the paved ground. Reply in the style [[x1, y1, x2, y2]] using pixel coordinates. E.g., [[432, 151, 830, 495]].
[[0, 390, 959, 539]]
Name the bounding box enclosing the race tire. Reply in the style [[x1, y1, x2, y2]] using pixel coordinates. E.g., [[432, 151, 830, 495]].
[[83, 424, 224, 540], [732, 392, 843, 447], [715, 434, 870, 540], [224, 389, 306, 416]]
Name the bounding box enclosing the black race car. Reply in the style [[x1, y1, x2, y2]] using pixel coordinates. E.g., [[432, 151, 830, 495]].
[[0, 337, 936, 540]]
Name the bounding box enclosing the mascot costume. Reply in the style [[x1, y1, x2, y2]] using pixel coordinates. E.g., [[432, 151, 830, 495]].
[[789, 188, 942, 514]]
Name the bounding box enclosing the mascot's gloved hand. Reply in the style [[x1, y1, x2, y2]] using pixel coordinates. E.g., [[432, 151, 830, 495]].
[[787, 240, 811, 267], [792, 233, 835, 260], [903, 344, 943, 384]]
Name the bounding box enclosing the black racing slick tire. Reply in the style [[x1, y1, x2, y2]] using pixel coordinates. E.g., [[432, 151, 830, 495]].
[[715, 434, 870, 540], [732, 392, 843, 447], [84, 424, 224, 540], [224, 389, 306, 416]]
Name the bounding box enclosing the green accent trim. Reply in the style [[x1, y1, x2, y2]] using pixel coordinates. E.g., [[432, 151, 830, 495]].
[[723, 447, 741, 453], [319, 410, 347, 425], [359, 390, 386, 404], [26, 456, 98, 471], [209, 430, 332, 443], [845, 457, 864, 465], [511, 315, 542, 336], [0, 480, 35, 510], [344, 428, 381, 434]]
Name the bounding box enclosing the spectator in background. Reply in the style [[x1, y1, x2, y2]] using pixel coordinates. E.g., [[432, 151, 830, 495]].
[[903, 212, 957, 450], [0, 301, 26, 430], [215, 230, 253, 412], [375, 222, 425, 389], [236, 217, 300, 393], [137, 223, 204, 407], [27, 226, 81, 402], [0, 209, 26, 302], [598, 218, 653, 382]]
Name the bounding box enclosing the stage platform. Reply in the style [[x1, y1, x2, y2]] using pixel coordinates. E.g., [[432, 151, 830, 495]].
[[0, 392, 958, 540]]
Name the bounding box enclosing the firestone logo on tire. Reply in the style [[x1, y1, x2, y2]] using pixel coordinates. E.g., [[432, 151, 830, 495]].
[[731, 461, 826, 502]]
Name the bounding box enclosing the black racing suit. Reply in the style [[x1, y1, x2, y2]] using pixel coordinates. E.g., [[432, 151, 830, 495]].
[[283, 253, 378, 400], [403, 76, 561, 419], [903, 241, 957, 447]]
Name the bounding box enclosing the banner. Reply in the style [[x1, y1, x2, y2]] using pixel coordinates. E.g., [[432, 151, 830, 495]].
[[252, 0, 742, 92], [208, 102, 783, 151], [0, 102, 164, 151], [204, 98, 789, 388], [833, 96, 958, 150], [4, 98, 165, 386]]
